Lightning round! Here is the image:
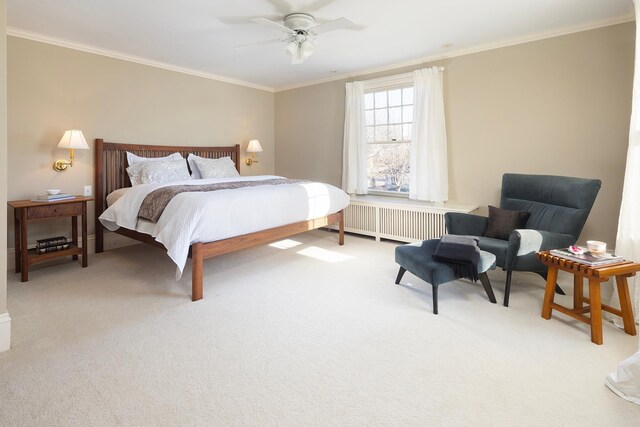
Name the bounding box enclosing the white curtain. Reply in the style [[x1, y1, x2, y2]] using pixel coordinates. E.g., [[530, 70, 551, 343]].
[[605, 0, 640, 405], [410, 67, 448, 201], [342, 81, 368, 194]]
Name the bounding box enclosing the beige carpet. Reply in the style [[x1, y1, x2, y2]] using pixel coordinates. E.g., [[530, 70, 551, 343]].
[[1, 230, 639, 426]]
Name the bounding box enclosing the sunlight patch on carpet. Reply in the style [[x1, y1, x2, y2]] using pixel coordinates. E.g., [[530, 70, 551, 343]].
[[296, 246, 355, 263], [269, 239, 303, 250]]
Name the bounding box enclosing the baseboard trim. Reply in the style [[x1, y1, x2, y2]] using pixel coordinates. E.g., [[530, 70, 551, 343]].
[[6, 232, 141, 270], [0, 312, 11, 353]]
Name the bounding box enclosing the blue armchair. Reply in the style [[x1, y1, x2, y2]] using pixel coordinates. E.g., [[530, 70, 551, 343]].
[[445, 174, 601, 306]]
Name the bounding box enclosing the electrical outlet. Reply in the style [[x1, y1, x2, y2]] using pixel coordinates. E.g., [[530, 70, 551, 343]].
[[83, 185, 92, 196]]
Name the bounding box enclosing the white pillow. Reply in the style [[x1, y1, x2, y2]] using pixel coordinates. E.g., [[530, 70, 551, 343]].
[[126, 159, 190, 186], [187, 153, 204, 179], [194, 157, 240, 179], [126, 151, 183, 167]]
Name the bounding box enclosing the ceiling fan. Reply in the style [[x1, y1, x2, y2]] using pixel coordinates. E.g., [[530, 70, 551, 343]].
[[238, 13, 355, 64]]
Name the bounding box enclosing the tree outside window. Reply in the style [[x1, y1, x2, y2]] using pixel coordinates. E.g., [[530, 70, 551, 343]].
[[365, 86, 413, 194]]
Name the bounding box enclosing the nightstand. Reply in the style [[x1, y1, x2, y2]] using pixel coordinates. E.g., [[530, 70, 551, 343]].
[[8, 196, 94, 282]]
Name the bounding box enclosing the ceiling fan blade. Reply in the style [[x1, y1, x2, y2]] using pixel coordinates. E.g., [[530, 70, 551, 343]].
[[308, 17, 355, 35], [252, 17, 295, 35], [265, 0, 294, 14], [306, 0, 338, 12], [235, 38, 287, 49]]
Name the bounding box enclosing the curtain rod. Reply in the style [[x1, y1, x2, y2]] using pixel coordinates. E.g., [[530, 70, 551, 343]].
[[362, 66, 445, 86]]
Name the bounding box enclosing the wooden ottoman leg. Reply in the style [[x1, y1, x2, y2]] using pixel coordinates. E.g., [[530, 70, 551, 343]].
[[395, 266, 406, 285], [588, 278, 603, 345], [542, 266, 558, 319], [479, 272, 497, 303], [616, 275, 637, 336], [432, 285, 438, 315], [573, 275, 583, 310]]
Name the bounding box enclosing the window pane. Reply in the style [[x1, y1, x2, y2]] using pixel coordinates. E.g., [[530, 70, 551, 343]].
[[402, 87, 413, 105], [367, 143, 410, 193], [402, 106, 413, 123], [375, 126, 389, 141], [388, 89, 402, 106], [374, 91, 387, 108], [364, 93, 374, 110], [389, 125, 402, 141], [403, 124, 412, 141], [365, 110, 374, 126], [388, 107, 402, 124], [366, 126, 375, 142], [374, 109, 388, 125]]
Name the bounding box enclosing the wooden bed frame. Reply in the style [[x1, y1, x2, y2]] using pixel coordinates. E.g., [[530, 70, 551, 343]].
[[94, 138, 344, 301]]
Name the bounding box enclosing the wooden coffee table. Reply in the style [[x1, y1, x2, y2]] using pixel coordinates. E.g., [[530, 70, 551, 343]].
[[537, 251, 639, 345]]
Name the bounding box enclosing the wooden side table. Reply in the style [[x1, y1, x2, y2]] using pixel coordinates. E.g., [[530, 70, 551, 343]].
[[537, 251, 639, 345], [8, 196, 94, 282]]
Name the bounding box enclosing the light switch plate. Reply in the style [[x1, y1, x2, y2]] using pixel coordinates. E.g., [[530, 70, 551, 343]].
[[83, 185, 92, 196]]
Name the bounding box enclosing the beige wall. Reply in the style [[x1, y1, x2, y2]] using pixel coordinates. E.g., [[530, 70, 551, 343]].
[[7, 37, 275, 247], [275, 23, 634, 246], [1, 0, 8, 315]]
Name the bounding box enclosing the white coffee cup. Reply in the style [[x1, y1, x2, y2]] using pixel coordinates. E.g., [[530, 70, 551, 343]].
[[587, 240, 606, 254]]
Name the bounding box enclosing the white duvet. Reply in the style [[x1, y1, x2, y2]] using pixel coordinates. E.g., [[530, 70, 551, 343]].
[[99, 175, 350, 278]]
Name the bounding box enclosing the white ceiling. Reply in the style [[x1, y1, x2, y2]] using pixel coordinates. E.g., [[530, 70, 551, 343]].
[[7, 0, 634, 91]]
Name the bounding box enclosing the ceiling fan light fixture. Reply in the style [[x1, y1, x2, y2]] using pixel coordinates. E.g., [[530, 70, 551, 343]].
[[284, 41, 298, 58], [250, 11, 355, 65], [300, 39, 315, 60]]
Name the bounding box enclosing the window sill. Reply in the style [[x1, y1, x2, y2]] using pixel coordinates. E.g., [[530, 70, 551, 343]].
[[349, 194, 477, 213]]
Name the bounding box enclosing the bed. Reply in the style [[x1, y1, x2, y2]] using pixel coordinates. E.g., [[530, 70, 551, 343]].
[[94, 139, 346, 301]]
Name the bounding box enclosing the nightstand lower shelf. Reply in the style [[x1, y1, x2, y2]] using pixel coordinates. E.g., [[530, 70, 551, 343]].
[[27, 244, 83, 265]]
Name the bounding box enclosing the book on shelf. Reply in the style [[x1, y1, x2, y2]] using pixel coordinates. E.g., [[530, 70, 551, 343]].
[[36, 236, 69, 249], [550, 247, 624, 266], [30, 193, 75, 202], [36, 243, 70, 254]]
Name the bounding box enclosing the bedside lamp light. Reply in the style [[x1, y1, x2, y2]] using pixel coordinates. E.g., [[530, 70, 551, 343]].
[[245, 139, 263, 166], [53, 129, 90, 171]]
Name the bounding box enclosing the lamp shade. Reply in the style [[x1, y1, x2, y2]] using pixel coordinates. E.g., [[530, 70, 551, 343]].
[[57, 129, 89, 150], [247, 139, 263, 153]]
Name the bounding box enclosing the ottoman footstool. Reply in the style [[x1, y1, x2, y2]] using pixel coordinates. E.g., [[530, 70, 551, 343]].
[[395, 239, 497, 314]]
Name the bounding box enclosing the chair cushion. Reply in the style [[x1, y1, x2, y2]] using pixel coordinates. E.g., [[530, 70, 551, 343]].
[[483, 205, 530, 240], [478, 236, 508, 268], [395, 239, 496, 286]]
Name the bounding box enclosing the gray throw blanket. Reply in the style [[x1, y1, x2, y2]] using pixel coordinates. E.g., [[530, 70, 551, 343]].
[[433, 235, 481, 282], [138, 178, 308, 223]]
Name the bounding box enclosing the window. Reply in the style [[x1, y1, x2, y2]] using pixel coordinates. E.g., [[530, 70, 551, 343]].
[[365, 85, 413, 195]]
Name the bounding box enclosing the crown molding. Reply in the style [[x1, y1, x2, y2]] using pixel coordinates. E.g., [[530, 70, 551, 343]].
[[7, 12, 634, 95], [274, 13, 635, 92], [6, 27, 275, 93]]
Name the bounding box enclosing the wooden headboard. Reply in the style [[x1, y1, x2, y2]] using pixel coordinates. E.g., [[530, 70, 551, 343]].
[[94, 138, 240, 250]]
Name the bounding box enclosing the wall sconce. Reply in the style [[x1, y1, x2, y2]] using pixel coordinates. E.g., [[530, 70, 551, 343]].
[[245, 139, 263, 166], [53, 129, 90, 171]]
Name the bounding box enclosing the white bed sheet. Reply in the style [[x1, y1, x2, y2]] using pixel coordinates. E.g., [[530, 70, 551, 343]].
[[99, 175, 350, 278]]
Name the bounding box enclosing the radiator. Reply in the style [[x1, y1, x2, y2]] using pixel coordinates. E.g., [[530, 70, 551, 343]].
[[337, 196, 477, 243]]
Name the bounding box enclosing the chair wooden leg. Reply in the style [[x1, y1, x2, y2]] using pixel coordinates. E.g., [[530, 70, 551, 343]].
[[395, 266, 406, 285], [479, 272, 497, 303], [503, 270, 513, 307], [432, 285, 438, 315]]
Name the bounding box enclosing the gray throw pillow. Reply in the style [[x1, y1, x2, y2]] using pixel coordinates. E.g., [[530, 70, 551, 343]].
[[483, 205, 530, 240]]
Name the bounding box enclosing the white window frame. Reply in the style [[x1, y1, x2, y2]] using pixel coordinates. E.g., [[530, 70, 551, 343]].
[[363, 73, 414, 198]]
